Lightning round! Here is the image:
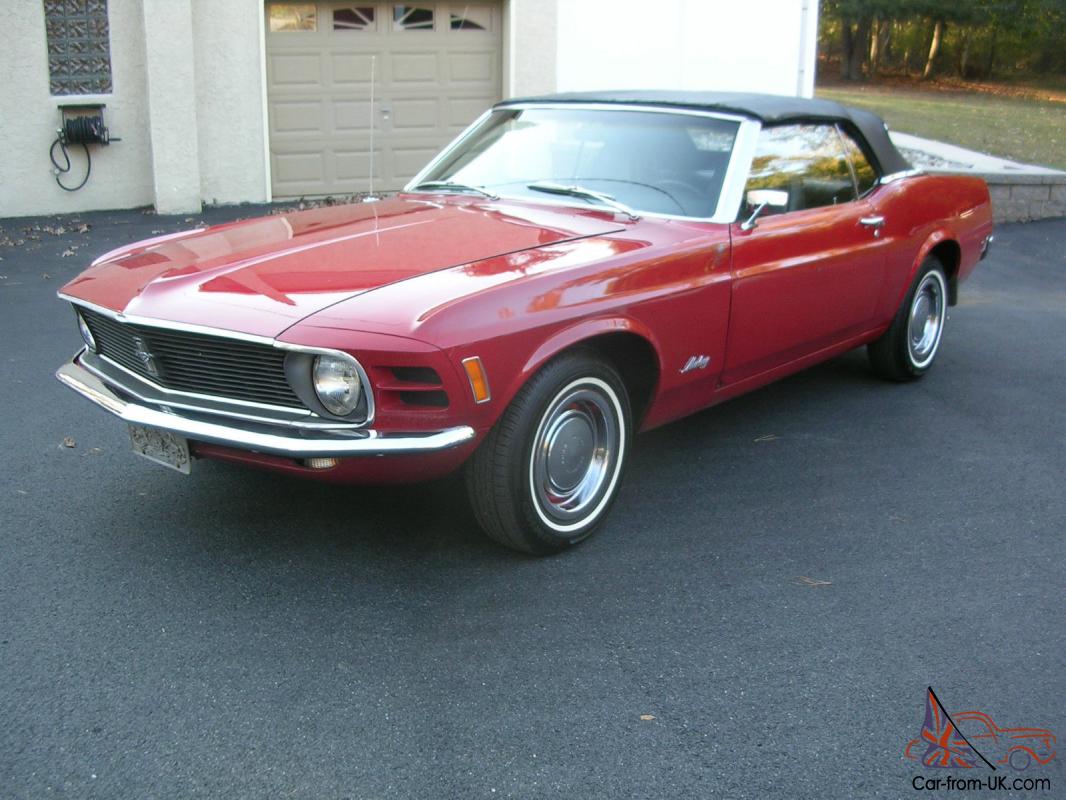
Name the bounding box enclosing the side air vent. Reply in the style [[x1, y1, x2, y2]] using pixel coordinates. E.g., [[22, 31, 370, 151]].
[[373, 365, 449, 410]]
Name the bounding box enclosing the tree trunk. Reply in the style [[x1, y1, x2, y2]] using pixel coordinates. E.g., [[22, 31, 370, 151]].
[[985, 26, 997, 79], [957, 30, 971, 78], [869, 18, 881, 77], [922, 18, 945, 80], [851, 18, 871, 80], [840, 19, 854, 80]]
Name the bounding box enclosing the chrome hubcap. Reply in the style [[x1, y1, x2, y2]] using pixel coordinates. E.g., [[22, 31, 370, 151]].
[[908, 272, 946, 368], [530, 380, 623, 531]]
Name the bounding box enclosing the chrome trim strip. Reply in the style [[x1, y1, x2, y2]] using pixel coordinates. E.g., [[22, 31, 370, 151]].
[[879, 168, 924, 185], [57, 357, 475, 458], [80, 355, 365, 430], [404, 103, 755, 225], [60, 296, 376, 427], [91, 352, 316, 418]]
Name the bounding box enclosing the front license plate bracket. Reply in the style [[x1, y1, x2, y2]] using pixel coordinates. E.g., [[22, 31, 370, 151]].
[[128, 424, 192, 474]]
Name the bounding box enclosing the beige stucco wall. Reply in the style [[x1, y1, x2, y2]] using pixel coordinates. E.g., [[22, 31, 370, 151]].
[[191, 0, 270, 206], [0, 0, 153, 218], [0, 0, 269, 218], [504, 0, 557, 98], [1, 0, 816, 218], [142, 0, 202, 214]]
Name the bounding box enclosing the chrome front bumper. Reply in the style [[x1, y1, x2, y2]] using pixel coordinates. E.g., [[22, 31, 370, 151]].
[[56, 357, 476, 458]]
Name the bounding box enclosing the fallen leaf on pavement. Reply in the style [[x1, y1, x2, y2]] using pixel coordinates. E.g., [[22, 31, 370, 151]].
[[794, 576, 832, 587]]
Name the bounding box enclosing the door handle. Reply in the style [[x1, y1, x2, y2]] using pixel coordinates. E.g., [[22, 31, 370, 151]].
[[859, 215, 885, 228]]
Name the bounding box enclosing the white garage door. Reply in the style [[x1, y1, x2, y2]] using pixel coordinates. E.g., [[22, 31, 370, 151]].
[[265, 2, 502, 198]]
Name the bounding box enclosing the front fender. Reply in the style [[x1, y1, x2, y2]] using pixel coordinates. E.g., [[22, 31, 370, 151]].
[[489, 316, 664, 428], [519, 316, 663, 378]]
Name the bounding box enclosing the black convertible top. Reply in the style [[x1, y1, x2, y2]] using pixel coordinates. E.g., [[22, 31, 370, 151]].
[[496, 90, 912, 175]]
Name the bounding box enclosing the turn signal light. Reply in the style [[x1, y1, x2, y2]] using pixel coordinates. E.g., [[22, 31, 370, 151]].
[[462, 356, 491, 404]]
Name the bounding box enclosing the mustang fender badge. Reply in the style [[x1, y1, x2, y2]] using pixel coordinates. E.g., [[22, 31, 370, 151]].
[[680, 355, 711, 374]]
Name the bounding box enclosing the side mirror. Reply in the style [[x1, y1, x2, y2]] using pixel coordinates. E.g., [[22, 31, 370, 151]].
[[740, 189, 789, 231]]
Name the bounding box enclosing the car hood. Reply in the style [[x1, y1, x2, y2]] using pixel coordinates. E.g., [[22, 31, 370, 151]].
[[59, 196, 624, 338]]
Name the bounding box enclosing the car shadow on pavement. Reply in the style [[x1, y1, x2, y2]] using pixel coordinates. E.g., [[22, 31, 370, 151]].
[[112, 347, 885, 569]]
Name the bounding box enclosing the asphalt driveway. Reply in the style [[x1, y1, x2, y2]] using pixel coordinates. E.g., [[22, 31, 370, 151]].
[[1, 208, 1063, 799]]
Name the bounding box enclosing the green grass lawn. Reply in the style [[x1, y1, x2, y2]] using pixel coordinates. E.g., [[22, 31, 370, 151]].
[[817, 85, 1066, 170]]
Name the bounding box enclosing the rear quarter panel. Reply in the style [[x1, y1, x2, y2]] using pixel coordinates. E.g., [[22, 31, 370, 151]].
[[868, 174, 993, 323]]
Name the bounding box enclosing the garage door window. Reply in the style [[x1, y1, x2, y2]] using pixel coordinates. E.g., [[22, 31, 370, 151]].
[[333, 6, 376, 30], [451, 7, 490, 30], [393, 5, 434, 30], [268, 3, 317, 31]]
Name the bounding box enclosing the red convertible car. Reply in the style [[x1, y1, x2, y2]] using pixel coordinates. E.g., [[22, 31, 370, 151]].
[[56, 92, 994, 553]]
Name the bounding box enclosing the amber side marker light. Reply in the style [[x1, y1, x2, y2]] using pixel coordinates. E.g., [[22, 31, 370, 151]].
[[462, 356, 491, 404]]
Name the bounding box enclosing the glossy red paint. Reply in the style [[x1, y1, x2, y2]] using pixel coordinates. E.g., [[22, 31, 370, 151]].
[[60, 172, 992, 483], [60, 195, 623, 337]]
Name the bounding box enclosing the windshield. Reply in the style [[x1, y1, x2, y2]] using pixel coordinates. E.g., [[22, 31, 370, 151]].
[[413, 108, 740, 218]]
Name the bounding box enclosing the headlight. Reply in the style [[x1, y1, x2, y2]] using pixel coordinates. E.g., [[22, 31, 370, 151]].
[[77, 313, 96, 351], [312, 354, 362, 416]]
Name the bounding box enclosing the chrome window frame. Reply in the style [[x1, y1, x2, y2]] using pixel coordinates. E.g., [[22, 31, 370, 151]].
[[405, 103, 762, 225], [60, 294, 375, 429]]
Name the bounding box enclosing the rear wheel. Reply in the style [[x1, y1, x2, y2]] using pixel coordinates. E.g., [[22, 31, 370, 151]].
[[868, 257, 949, 381], [466, 351, 631, 554]]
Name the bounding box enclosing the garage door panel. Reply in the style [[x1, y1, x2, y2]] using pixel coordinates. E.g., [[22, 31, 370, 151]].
[[390, 98, 441, 132], [331, 53, 376, 84], [446, 96, 493, 130], [333, 100, 374, 133], [270, 53, 323, 87], [447, 51, 494, 83], [272, 101, 326, 134], [390, 52, 441, 83], [273, 151, 327, 185], [267, 1, 501, 198], [390, 145, 440, 178], [335, 149, 375, 181]]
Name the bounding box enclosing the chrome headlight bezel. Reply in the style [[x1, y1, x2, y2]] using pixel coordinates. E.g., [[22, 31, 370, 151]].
[[311, 353, 364, 417]]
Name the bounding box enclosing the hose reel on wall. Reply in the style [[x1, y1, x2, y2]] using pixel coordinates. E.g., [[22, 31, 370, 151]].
[[49, 104, 120, 192]]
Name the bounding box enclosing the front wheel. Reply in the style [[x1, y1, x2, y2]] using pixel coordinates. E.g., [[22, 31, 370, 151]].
[[868, 257, 949, 381], [466, 351, 631, 554]]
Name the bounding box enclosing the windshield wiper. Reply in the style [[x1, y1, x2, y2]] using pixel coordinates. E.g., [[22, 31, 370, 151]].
[[526, 182, 641, 220], [412, 181, 498, 200]]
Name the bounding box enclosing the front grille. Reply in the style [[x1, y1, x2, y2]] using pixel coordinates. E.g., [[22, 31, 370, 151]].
[[79, 308, 303, 409]]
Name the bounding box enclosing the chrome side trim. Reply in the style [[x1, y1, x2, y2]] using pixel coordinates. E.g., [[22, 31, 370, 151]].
[[57, 357, 475, 458], [59, 296, 377, 427], [879, 168, 924, 185], [405, 103, 756, 226]]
